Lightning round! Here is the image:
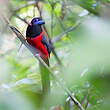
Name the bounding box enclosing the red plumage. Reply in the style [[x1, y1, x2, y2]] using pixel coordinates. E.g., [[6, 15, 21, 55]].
[[26, 17, 51, 65], [26, 32, 49, 58], [26, 18, 51, 93]]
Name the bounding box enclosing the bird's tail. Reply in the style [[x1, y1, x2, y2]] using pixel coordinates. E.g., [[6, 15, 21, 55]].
[[39, 57, 50, 94]]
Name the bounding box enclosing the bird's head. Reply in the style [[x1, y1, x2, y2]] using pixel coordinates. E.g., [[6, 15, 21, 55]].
[[30, 17, 45, 25]]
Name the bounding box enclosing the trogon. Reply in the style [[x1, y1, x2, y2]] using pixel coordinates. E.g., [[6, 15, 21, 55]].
[[26, 17, 51, 66], [26, 17, 51, 93]]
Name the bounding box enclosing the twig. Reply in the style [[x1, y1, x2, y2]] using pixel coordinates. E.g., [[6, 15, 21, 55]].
[[57, 18, 69, 38], [85, 100, 89, 109], [18, 42, 23, 52], [60, 0, 66, 20], [52, 22, 81, 43], [85, 94, 91, 109], [65, 88, 85, 110], [4, 17, 85, 110], [81, 94, 88, 105], [15, 14, 30, 25]]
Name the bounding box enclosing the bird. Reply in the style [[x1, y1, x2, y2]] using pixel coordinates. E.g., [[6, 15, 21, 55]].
[[26, 17, 51, 66], [26, 17, 51, 93]]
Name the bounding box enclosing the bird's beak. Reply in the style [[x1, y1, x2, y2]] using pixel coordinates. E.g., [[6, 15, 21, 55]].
[[38, 20, 45, 25]]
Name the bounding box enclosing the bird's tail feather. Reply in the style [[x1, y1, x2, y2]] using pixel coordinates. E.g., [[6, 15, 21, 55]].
[[39, 57, 50, 94]]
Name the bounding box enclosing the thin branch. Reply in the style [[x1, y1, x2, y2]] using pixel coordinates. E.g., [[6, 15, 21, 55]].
[[81, 94, 88, 105], [60, 0, 66, 20], [65, 88, 85, 110], [85, 94, 91, 109], [52, 22, 81, 43], [4, 17, 85, 110], [85, 100, 89, 109], [15, 14, 30, 25], [57, 18, 69, 38]]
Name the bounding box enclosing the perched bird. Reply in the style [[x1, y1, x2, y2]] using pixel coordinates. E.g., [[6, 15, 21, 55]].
[[26, 17, 51, 66], [26, 17, 51, 93]]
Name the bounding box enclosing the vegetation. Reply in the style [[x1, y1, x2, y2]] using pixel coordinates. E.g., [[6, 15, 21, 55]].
[[0, 0, 110, 110]]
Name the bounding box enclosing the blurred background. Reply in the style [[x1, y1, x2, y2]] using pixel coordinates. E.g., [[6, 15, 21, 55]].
[[0, 0, 110, 110]]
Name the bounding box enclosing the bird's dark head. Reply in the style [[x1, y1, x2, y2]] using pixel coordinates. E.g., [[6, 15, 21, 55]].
[[26, 17, 45, 38], [31, 17, 45, 25]]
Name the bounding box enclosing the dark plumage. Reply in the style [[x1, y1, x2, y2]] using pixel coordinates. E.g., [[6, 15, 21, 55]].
[[26, 17, 51, 62], [26, 17, 51, 93], [26, 18, 42, 38]]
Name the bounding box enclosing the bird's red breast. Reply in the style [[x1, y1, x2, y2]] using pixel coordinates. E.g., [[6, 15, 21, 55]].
[[26, 32, 49, 59]]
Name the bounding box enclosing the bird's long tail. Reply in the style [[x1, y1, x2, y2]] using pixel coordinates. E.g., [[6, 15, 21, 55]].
[[40, 57, 50, 94]]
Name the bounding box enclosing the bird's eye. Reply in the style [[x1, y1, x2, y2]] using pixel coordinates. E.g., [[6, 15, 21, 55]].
[[34, 19, 38, 22]]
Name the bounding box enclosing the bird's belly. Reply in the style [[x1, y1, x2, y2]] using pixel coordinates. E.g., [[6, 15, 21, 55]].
[[26, 36, 49, 58]]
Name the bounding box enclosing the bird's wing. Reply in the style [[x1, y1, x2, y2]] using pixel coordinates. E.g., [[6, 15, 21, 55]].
[[41, 34, 51, 55], [42, 27, 49, 40]]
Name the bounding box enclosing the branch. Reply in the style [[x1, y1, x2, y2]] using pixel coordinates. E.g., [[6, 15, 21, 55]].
[[65, 88, 85, 110], [4, 17, 85, 110], [52, 22, 81, 43], [15, 14, 30, 25], [85, 100, 89, 109], [81, 94, 88, 105], [60, 0, 66, 20]]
